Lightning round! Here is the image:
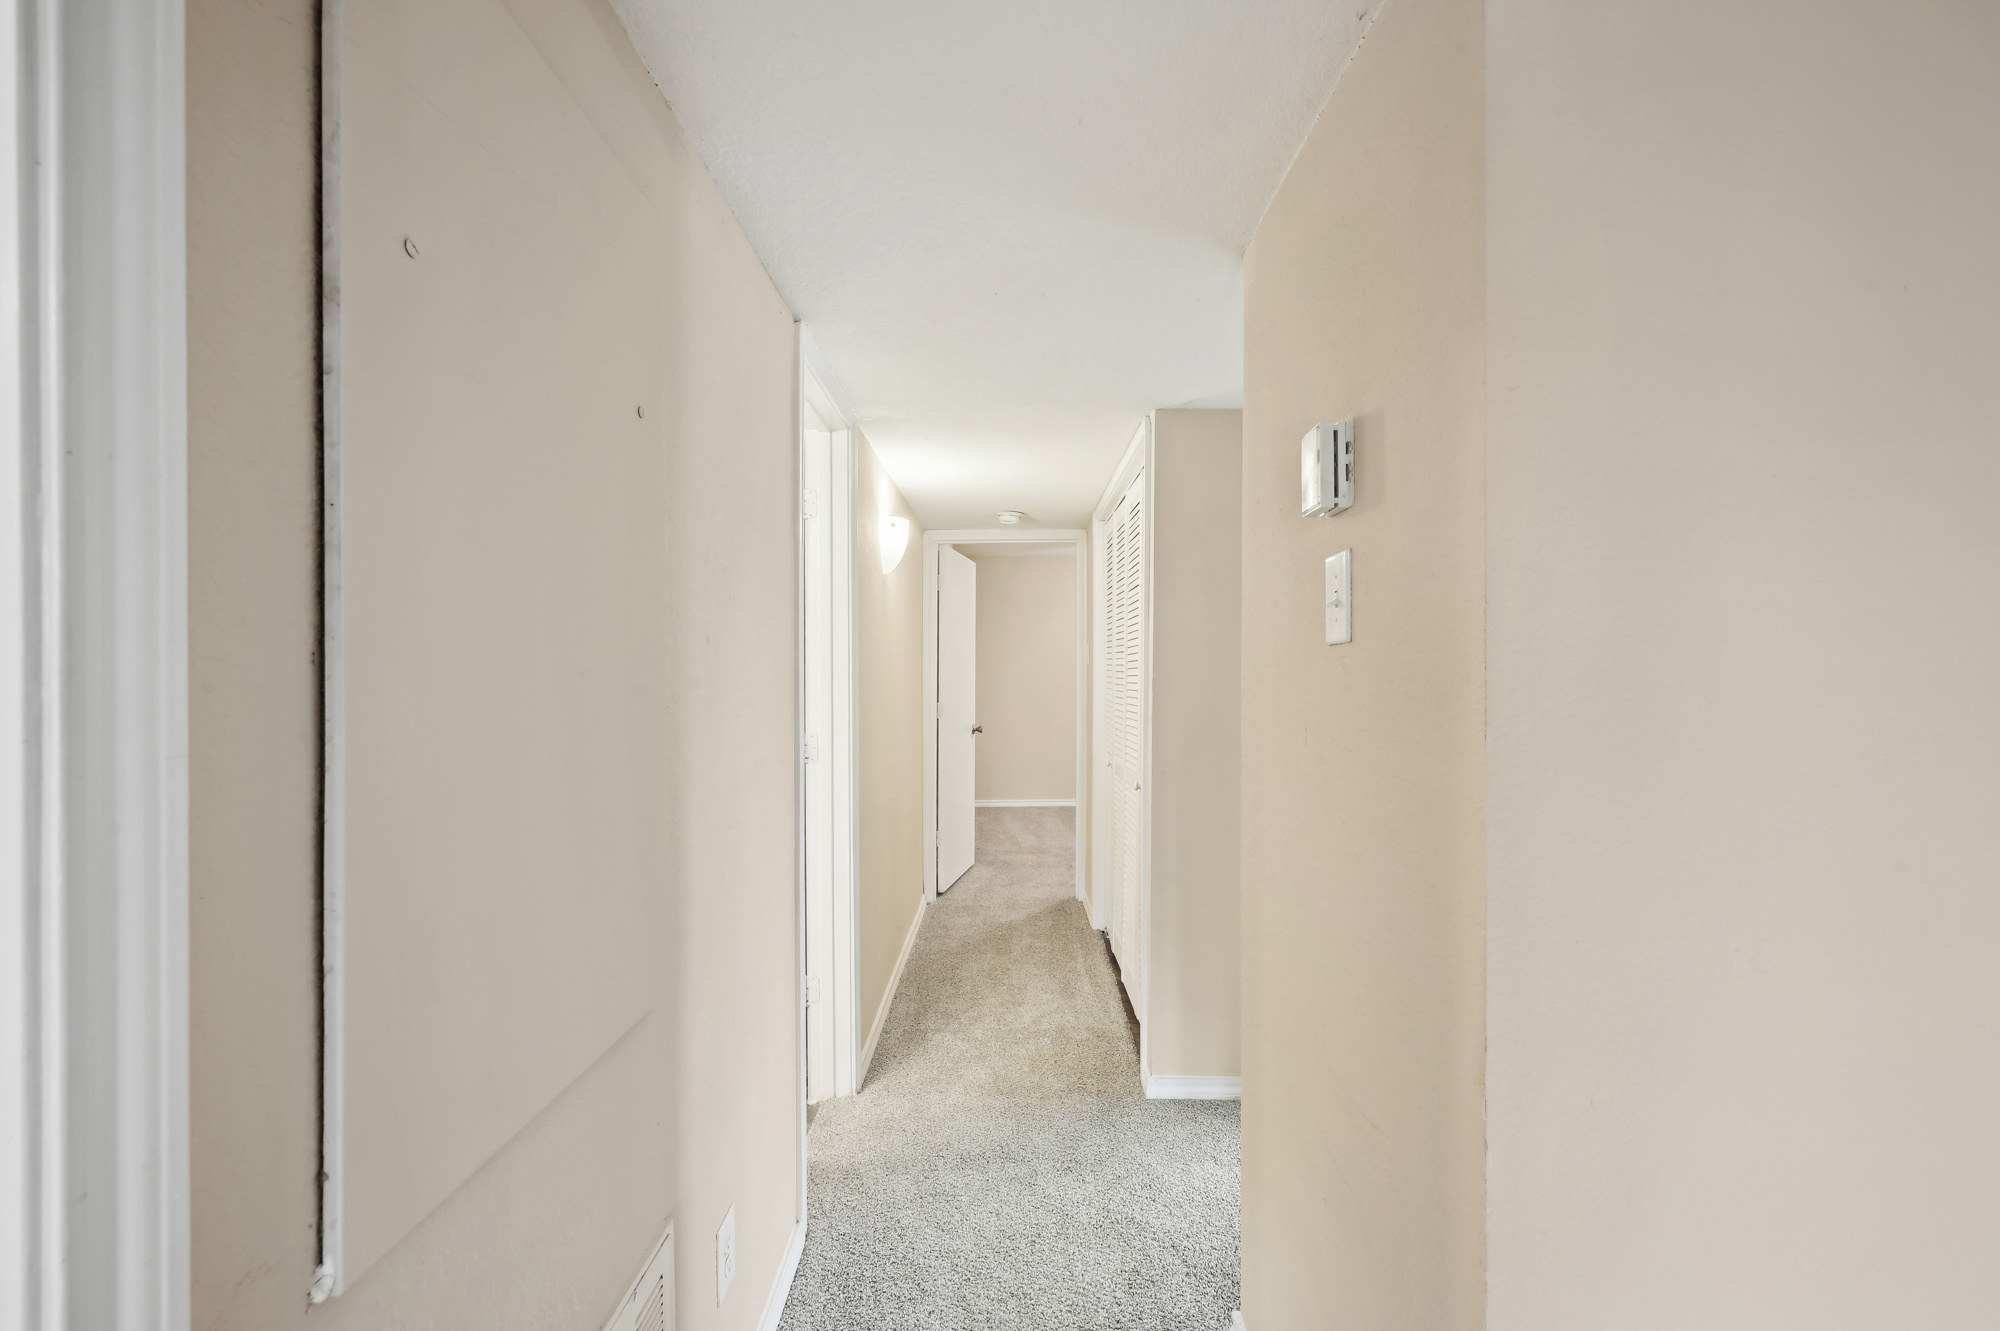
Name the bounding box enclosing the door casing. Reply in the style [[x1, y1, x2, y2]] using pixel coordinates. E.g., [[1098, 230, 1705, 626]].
[[798, 334, 859, 1107], [920, 528, 1091, 906]]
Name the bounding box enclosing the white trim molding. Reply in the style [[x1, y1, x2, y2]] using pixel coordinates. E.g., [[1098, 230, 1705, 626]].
[[1146, 1075, 1242, 1101], [756, 1218, 808, 1331], [798, 339, 861, 1104], [799, 327, 856, 433], [315, 0, 348, 1300], [858, 897, 926, 1089], [974, 799, 1075, 808], [2, 0, 191, 1326]]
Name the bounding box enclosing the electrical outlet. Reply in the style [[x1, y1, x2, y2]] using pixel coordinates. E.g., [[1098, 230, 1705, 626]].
[[716, 1206, 736, 1306]]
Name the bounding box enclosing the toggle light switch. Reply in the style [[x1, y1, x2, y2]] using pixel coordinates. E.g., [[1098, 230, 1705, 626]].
[[1325, 550, 1352, 645]]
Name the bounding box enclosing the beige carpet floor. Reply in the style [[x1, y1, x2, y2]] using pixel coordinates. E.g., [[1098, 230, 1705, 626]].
[[778, 806, 1240, 1331]]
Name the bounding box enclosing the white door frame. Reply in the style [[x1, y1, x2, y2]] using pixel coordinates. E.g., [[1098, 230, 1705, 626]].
[[797, 330, 861, 1103], [920, 528, 1090, 905], [1089, 421, 1152, 1074], [1, 0, 190, 1326]]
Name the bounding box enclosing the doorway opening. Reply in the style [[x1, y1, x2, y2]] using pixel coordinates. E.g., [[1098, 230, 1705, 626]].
[[921, 529, 1090, 907], [799, 334, 859, 1109]]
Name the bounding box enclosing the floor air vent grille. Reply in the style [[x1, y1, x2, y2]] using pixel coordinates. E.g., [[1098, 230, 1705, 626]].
[[605, 1224, 674, 1331], [637, 1273, 666, 1331]]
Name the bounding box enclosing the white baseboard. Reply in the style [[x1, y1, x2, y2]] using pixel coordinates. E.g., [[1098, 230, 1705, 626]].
[[1146, 1075, 1242, 1100], [973, 798, 1076, 807], [1231, 1313, 1246, 1330], [858, 897, 927, 1088], [756, 1218, 807, 1331]]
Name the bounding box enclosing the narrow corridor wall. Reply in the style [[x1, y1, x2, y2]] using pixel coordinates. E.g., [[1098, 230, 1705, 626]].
[[1238, 0, 1486, 1323], [970, 553, 1077, 803], [188, 0, 802, 1325], [1146, 409, 1243, 1083], [856, 434, 927, 1066], [1486, 1, 2000, 1324]]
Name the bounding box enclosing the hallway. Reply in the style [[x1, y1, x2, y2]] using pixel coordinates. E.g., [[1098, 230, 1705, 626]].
[[34, 0, 1995, 1325], [782, 808, 1240, 1330]]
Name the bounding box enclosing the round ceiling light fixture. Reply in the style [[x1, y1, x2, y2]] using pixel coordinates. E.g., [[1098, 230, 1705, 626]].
[[996, 511, 1024, 526]]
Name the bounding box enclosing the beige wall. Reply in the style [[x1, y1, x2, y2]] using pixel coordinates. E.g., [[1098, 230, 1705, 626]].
[[186, 0, 321, 1318], [189, 0, 802, 1325], [1486, 1, 2000, 1324], [856, 435, 927, 1059], [1239, 0, 1486, 1324], [971, 554, 1077, 802], [1145, 409, 1243, 1080], [338, 0, 671, 1275]]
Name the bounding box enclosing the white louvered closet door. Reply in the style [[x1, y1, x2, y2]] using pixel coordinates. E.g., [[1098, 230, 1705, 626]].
[[1105, 470, 1147, 1007]]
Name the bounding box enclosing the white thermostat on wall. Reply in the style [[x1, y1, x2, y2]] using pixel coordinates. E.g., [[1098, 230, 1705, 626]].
[[1301, 419, 1354, 517]]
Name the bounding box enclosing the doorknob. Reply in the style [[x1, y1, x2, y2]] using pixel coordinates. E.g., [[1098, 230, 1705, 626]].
[[971, 725, 983, 734]]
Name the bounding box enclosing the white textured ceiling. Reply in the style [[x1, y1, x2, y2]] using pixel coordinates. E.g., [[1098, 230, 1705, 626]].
[[611, 0, 1379, 528]]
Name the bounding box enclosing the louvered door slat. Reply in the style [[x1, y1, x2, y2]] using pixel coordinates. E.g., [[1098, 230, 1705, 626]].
[[1102, 468, 1146, 1013]]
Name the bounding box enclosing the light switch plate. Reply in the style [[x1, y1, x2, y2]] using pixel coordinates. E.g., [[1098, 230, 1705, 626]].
[[1325, 551, 1352, 645]]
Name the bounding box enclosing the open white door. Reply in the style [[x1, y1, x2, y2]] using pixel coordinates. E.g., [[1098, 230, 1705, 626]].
[[936, 546, 978, 890]]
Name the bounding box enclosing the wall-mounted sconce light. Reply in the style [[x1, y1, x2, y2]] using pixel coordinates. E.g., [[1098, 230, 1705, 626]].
[[880, 515, 910, 574]]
